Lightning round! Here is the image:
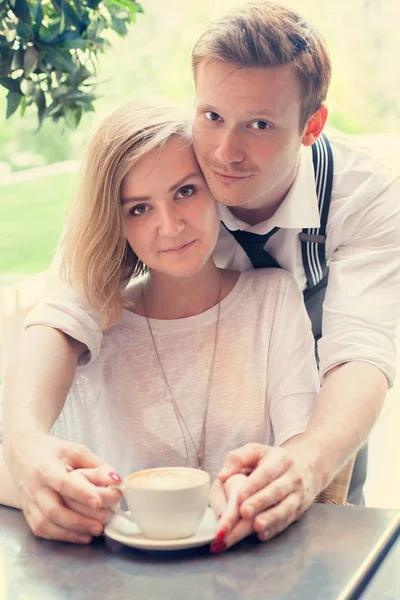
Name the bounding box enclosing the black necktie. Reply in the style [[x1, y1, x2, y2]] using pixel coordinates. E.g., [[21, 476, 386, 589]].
[[224, 225, 281, 269]]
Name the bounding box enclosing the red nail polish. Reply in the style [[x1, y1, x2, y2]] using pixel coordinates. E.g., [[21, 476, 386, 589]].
[[109, 472, 121, 482], [216, 528, 227, 543], [215, 529, 228, 542], [210, 540, 227, 554]]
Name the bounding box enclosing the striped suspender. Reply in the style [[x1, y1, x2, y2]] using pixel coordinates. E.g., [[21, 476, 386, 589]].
[[300, 133, 334, 289]]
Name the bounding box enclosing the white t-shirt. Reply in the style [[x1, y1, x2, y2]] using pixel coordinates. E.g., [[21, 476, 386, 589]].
[[2, 270, 318, 479]]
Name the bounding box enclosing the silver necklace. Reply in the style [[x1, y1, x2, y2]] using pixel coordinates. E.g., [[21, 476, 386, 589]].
[[141, 271, 222, 470]]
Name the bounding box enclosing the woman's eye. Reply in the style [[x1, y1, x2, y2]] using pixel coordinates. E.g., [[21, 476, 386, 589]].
[[205, 111, 221, 122], [176, 185, 195, 199], [249, 120, 270, 130], [130, 204, 149, 216]]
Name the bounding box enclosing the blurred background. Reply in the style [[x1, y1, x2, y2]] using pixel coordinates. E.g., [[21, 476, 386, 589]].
[[1, 0, 400, 274], [1, 0, 399, 508]]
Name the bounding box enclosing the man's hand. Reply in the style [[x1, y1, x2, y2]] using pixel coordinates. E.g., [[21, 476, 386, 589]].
[[209, 441, 318, 550], [5, 432, 121, 543], [218, 442, 317, 542]]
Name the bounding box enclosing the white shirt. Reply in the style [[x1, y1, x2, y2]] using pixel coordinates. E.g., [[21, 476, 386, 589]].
[[214, 128, 400, 385], [1, 271, 319, 479], [27, 128, 400, 385]]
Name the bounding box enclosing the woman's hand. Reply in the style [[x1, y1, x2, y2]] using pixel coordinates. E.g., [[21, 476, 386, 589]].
[[217, 442, 317, 543], [5, 431, 121, 543], [209, 473, 254, 552], [62, 466, 122, 525]]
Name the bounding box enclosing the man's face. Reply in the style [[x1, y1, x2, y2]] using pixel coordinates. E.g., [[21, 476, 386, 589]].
[[193, 60, 307, 216]]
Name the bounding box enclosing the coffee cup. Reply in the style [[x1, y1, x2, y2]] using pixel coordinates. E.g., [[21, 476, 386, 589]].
[[111, 467, 210, 540]]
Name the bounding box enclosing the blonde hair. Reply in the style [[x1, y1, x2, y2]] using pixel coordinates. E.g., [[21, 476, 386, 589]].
[[61, 98, 192, 330], [192, 1, 331, 129]]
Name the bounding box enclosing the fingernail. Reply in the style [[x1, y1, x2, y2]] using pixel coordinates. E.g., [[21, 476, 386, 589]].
[[217, 469, 230, 478], [210, 540, 227, 554], [90, 525, 103, 536], [88, 498, 100, 510], [108, 472, 121, 482], [259, 529, 270, 541], [215, 528, 228, 543]]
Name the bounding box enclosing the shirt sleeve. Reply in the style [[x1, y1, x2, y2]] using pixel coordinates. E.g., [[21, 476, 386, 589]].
[[319, 173, 400, 386], [266, 273, 320, 447], [24, 248, 103, 365]]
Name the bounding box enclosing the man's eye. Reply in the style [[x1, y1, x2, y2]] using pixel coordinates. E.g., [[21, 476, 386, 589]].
[[205, 111, 221, 122], [176, 185, 195, 199], [249, 120, 270, 130], [130, 204, 149, 216]]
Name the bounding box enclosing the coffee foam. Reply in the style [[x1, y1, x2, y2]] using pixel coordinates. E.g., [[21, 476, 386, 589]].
[[127, 469, 204, 490]]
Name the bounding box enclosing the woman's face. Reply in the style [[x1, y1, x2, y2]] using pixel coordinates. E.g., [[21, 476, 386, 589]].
[[120, 135, 220, 279]]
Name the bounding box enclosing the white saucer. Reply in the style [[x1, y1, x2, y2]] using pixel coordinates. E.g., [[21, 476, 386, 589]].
[[104, 507, 217, 551]]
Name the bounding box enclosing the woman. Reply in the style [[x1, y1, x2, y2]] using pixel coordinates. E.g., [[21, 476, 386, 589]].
[[0, 98, 319, 551]]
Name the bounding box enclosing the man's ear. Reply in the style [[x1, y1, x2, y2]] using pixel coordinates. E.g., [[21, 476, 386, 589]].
[[301, 105, 328, 146]]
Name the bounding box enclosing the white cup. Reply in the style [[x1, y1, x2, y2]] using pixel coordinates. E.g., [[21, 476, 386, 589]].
[[111, 467, 210, 540]]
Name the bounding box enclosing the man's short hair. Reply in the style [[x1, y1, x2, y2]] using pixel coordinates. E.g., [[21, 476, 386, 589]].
[[192, 1, 331, 129]]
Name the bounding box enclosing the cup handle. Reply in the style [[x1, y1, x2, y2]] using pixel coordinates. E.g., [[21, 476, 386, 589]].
[[108, 483, 132, 521]]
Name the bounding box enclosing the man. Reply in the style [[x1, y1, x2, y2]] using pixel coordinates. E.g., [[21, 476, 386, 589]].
[[2, 1, 400, 547]]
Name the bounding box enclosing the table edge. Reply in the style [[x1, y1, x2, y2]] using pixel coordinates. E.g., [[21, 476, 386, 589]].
[[337, 512, 400, 600]]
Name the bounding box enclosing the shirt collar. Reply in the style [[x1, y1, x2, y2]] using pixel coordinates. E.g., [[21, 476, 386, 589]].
[[218, 144, 321, 234]]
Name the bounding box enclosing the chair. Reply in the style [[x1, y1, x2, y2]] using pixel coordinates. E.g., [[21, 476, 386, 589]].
[[314, 456, 356, 505]]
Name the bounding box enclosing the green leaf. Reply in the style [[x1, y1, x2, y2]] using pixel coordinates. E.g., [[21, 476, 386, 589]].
[[63, 106, 80, 128], [70, 0, 82, 17], [53, 83, 68, 97], [0, 0, 142, 127], [47, 99, 62, 115], [74, 105, 82, 126], [0, 76, 21, 92], [0, 52, 13, 78], [32, 1, 44, 33], [85, 0, 101, 9], [72, 64, 92, 86], [0, 34, 10, 48], [50, 0, 83, 31], [20, 93, 27, 116], [59, 7, 66, 34], [44, 47, 76, 74], [108, 0, 140, 19], [62, 38, 87, 49], [6, 90, 22, 118], [12, 0, 32, 25], [35, 87, 46, 126], [86, 37, 111, 51], [23, 46, 39, 75], [111, 16, 127, 36], [16, 19, 33, 39], [64, 89, 96, 103], [85, 18, 107, 40]]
